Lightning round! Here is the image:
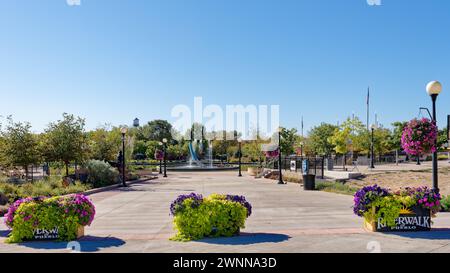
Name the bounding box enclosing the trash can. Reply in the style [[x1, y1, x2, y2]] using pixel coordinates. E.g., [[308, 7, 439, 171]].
[[302, 159, 316, 191], [303, 174, 316, 191]]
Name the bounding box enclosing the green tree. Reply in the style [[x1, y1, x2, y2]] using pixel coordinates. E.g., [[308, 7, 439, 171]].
[[328, 127, 351, 155], [279, 127, 298, 155], [88, 125, 121, 161], [43, 113, 88, 176], [133, 140, 148, 156], [145, 140, 163, 160], [1, 117, 41, 178], [309, 123, 338, 156], [137, 120, 173, 142], [388, 121, 408, 151], [438, 127, 448, 151], [340, 117, 369, 154]]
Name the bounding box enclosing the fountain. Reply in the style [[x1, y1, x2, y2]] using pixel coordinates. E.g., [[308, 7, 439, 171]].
[[167, 139, 238, 172]]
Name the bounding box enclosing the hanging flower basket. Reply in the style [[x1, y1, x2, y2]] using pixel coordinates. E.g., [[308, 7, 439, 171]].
[[154, 150, 164, 161], [401, 118, 437, 156], [354, 185, 440, 232], [264, 149, 279, 159]]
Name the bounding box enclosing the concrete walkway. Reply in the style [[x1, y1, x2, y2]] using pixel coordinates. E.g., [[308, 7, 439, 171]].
[[1, 172, 450, 253]]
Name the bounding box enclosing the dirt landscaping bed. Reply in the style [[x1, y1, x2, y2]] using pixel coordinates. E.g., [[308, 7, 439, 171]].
[[347, 167, 450, 195]]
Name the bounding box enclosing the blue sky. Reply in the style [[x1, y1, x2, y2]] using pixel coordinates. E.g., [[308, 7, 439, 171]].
[[0, 0, 449, 134]]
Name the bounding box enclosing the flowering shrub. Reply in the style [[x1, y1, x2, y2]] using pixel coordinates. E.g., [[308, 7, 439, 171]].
[[395, 187, 441, 215], [401, 118, 437, 156], [353, 185, 389, 217], [170, 193, 252, 241], [354, 185, 441, 228], [170, 193, 203, 216], [4, 194, 95, 243]]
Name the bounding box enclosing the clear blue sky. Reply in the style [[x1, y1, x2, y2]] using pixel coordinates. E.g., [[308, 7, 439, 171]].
[[0, 0, 449, 134]]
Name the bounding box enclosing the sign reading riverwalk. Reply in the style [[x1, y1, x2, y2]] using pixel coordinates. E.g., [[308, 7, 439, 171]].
[[376, 209, 431, 232], [33, 227, 59, 240]]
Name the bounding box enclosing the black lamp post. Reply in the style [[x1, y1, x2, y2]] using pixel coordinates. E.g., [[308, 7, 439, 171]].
[[120, 127, 128, 187], [370, 124, 376, 169], [238, 139, 242, 177], [426, 81, 443, 193], [162, 138, 168, 178], [278, 127, 285, 184]]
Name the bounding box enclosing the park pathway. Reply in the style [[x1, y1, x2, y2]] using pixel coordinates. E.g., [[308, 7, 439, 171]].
[[2, 171, 450, 253]]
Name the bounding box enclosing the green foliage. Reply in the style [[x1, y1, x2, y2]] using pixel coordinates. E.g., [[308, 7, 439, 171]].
[[440, 195, 450, 212], [88, 125, 121, 161], [364, 196, 403, 228], [389, 122, 408, 151], [0, 117, 41, 174], [133, 140, 148, 156], [363, 195, 415, 228], [171, 195, 248, 241], [0, 177, 91, 203], [309, 123, 338, 156], [137, 120, 173, 142], [85, 160, 119, 188], [315, 181, 359, 195], [0, 182, 22, 203], [145, 140, 162, 159], [329, 127, 351, 155], [6, 195, 93, 243], [43, 113, 88, 176], [279, 127, 298, 155], [19, 177, 91, 198]]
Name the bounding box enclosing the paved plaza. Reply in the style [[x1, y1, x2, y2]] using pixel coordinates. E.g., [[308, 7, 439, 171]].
[[1, 171, 450, 253]]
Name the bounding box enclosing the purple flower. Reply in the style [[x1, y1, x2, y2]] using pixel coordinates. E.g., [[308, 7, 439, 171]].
[[225, 195, 252, 217], [170, 193, 203, 216], [353, 185, 389, 217]]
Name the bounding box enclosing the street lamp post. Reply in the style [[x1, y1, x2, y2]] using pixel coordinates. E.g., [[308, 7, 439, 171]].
[[163, 138, 168, 177], [426, 81, 443, 193], [120, 127, 128, 187], [238, 139, 242, 177], [370, 124, 376, 169], [278, 127, 285, 185]]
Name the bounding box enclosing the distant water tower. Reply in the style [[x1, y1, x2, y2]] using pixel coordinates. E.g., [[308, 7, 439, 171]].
[[133, 118, 140, 128]]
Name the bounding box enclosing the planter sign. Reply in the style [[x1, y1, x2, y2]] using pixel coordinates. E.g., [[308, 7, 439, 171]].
[[366, 207, 432, 232], [33, 227, 59, 240], [376, 215, 431, 232]]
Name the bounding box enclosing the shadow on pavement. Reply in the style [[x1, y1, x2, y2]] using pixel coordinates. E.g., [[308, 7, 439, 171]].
[[387, 228, 450, 240], [16, 236, 126, 252], [198, 233, 290, 245], [1, 229, 10, 238]]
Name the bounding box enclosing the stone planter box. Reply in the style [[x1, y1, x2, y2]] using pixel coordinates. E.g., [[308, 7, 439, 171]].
[[364, 206, 431, 232]]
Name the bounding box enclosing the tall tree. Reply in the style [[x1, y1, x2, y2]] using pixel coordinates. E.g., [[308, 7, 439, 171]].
[[137, 120, 173, 142], [309, 123, 338, 156], [43, 113, 88, 176], [88, 125, 121, 161], [1, 117, 40, 178], [279, 127, 298, 155]]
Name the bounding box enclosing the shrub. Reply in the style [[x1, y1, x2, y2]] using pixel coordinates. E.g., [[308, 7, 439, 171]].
[[4, 194, 95, 243], [85, 160, 119, 188], [170, 193, 251, 241], [354, 185, 441, 228], [316, 181, 359, 195], [19, 177, 91, 198], [0, 191, 8, 205], [440, 195, 450, 212], [0, 182, 22, 204]]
